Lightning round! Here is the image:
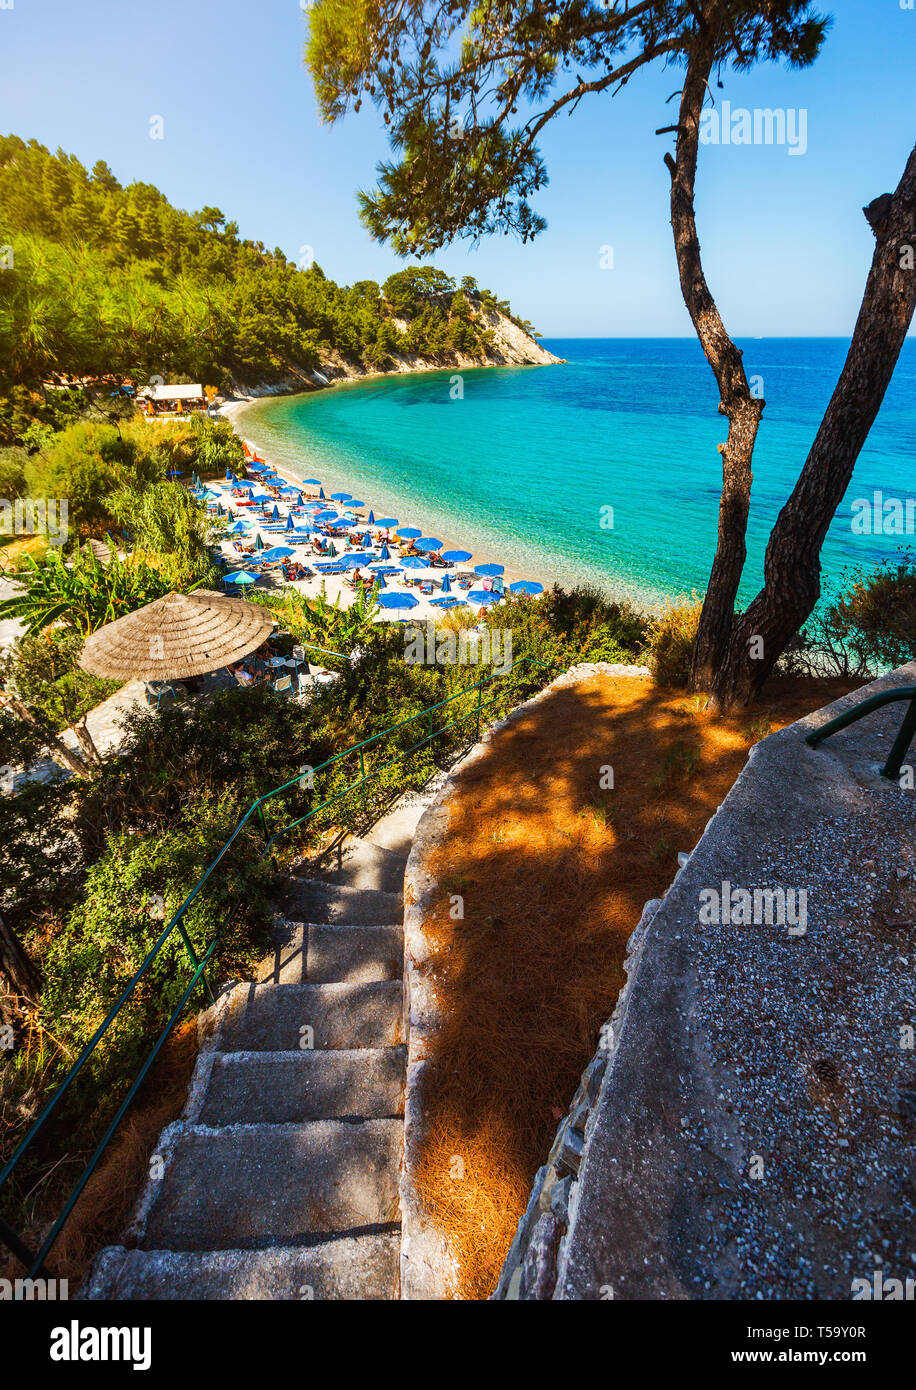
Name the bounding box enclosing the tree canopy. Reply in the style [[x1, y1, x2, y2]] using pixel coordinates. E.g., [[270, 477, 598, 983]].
[[0, 134, 529, 400], [307, 0, 829, 253]]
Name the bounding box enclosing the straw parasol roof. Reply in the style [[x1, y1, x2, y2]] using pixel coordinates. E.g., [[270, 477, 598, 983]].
[[78, 589, 275, 682]]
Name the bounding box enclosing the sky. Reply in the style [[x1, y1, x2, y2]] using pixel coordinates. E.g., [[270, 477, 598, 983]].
[[0, 0, 914, 338]]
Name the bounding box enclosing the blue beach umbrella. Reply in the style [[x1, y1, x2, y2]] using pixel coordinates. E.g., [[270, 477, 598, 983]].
[[331, 491, 352, 502], [467, 590, 501, 605], [347, 501, 365, 510], [254, 533, 264, 552], [397, 527, 422, 540], [375, 572, 387, 589], [314, 510, 341, 524], [296, 492, 305, 506], [285, 514, 295, 532], [378, 592, 419, 610], [227, 520, 248, 534], [401, 556, 429, 570], [441, 549, 472, 564], [261, 546, 295, 561], [474, 562, 504, 577], [414, 538, 442, 553], [302, 477, 322, 486], [361, 531, 372, 547], [270, 504, 280, 521], [318, 487, 326, 500], [368, 510, 375, 524], [379, 543, 391, 561], [225, 570, 258, 586], [373, 517, 398, 529], [510, 580, 544, 596], [440, 573, 452, 594]]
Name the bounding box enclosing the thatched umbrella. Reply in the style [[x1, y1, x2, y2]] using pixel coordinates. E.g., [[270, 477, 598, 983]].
[[78, 589, 275, 682]]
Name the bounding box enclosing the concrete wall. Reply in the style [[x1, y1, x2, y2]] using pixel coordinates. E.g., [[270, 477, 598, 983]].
[[495, 663, 916, 1300]]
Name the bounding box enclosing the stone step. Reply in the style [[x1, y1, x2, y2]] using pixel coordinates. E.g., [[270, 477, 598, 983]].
[[363, 771, 450, 856], [195, 1048, 407, 1126], [135, 1119, 403, 1251], [88, 1231, 401, 1300], [257, 922, 403, 986], [217, 980, 403, 1052], [310, 836, 408, 895], [277, 876, 403, 927]]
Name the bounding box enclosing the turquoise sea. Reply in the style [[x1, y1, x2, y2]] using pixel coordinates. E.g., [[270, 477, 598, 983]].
[[235, 338, 915, 613]]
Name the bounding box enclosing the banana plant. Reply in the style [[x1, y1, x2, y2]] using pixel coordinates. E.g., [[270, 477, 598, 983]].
[[0, 539, 173, 636]]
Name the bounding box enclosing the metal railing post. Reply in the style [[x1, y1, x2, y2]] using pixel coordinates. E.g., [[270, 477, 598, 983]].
[[882, 691, 916, 781], [0, 653, 567, 1275], [174, 919, 214, 1005], [806, 685, 916, 782]]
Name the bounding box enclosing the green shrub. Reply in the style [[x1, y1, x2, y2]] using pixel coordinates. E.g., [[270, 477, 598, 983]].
[[646, 596, 703, 687], [794, 554, 916, 678], [0, 540, 175, 636], [0, 629, 119, 730]]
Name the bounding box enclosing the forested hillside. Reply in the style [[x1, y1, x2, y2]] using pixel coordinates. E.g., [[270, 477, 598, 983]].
[[0, 136, 540, 414]]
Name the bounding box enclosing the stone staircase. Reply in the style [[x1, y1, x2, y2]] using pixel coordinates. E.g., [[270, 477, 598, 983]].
[[87, 779, 445, 1301]]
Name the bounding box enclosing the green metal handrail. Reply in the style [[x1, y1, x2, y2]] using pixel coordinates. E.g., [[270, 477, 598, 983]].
[[805, 684, 916, 781], [0, 653, 561, 1278]]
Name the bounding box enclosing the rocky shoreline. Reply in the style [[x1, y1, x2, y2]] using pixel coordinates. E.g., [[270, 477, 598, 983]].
[[216, 305, 563, 408]]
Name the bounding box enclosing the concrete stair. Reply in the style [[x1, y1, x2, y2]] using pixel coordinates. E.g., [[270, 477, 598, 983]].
[[87, 808, 437, 1301]]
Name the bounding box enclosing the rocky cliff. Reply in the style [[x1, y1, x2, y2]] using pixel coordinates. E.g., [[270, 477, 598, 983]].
[[223, 306, 563, 402]]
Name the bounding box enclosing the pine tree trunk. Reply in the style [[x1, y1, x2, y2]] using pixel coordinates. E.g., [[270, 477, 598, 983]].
[[71, 714, 102, 769], [0, 912, 40, 999], [0, 695, 92, 779], [665, 26, 765, 691], [711, 141, 916, 709], [0, 911, 41, 1042]]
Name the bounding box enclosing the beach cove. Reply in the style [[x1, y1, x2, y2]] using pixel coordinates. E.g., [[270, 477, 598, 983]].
[[223, 338, 916, 617]]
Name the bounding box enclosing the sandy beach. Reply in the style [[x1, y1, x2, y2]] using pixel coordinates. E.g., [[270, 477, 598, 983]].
[[214, 399, 544, 622]]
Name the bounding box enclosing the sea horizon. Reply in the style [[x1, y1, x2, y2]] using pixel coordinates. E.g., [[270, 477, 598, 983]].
[[232, 336, 916, 616]]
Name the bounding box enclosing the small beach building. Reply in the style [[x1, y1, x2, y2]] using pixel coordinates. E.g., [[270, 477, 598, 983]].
[[142, 383, 207, 416]]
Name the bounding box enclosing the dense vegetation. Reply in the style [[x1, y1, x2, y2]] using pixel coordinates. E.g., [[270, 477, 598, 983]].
[[0, 580, 646, 1264], [0, 135, 534, 444]]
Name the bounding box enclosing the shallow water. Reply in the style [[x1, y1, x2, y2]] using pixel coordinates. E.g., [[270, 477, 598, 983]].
[[235, 337, 916, 613]]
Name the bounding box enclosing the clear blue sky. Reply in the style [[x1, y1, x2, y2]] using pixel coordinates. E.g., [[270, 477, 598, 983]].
[[1, 0, 913, 337]]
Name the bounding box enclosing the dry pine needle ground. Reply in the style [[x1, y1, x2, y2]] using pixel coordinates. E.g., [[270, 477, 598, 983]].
[[414, 673, 856, 1298]]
